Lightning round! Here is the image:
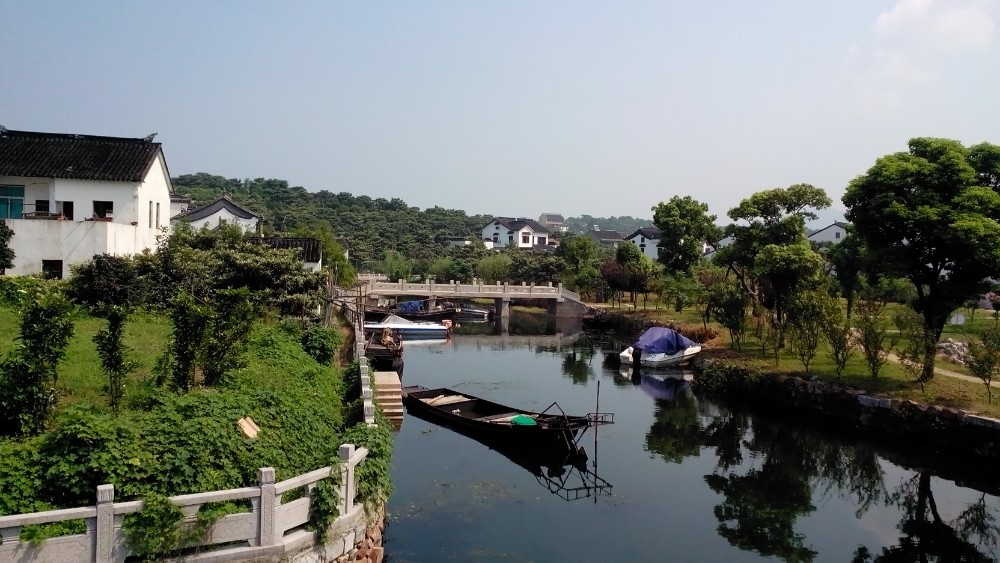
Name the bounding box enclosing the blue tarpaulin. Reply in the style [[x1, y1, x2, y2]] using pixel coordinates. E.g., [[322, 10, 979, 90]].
[[397, 300, 423, 313], [633, 327, 695, 355]]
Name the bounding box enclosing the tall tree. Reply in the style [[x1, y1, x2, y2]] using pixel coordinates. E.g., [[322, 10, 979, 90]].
[[843, 138, 1000, 382], [651, 196, 720, 275]]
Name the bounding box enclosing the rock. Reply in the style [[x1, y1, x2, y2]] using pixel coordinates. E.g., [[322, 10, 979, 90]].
[[371, 547, 385, 563]]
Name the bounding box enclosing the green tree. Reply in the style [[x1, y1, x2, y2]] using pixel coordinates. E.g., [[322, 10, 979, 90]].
[[709, 280, 750, 351], [754, 242, 825, 348], [844, 138, 1000, 382], [966, 323, 1000, 403], [827, 228, 866, 319], [822, 297, 853, 382], [651, 195, 720, 275], [0, 285, 75, 436], [0, 220, 14, 274], [855, 299, 890, 380], [715, 184, 831, 321], [787, 290, 833, 374], [476, 253, 512, 282]]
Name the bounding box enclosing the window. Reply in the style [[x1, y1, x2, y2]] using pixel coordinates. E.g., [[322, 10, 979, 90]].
[[93, 201, 113, 219], [59, 201, 74, 220], [537, 236, 547, 246], [42, 260, 63, 280], [521, 233, 530, 244], [508, 235, 514, 243], [36, 199, 50, 213], [835, 231, 841, 239], [640, 237, 645, 243], [0, 185, 24, 219], [156, 202, 161, 228], [148, 201, 154, 227]]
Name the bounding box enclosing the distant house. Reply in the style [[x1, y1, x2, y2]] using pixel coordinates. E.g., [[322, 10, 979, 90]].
[[538, 213, 568, 233], [170, 194, 262, 232], [807, 221, 849, 244], [0, 128, 174, 279], [443, 236, 476, 248], [250, 236, 323, 272], [624, 227, 662, 260], [585, 227, 623, 248], [481, 217, 550, 249]]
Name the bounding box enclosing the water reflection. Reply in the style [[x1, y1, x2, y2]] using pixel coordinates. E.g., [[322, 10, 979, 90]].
[[644, 383, 1000, 562]]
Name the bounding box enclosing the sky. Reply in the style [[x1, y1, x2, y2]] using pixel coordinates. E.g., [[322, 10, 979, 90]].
[[2, 1, 998, 225]]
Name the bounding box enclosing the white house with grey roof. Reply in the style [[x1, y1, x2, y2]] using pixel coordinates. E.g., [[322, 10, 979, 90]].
[[807, 221, 849, 244], [624, 227, 663, 260], [0, 128, 174, 279], [481, 217, 550, 249], [170, 194, 262, 232]]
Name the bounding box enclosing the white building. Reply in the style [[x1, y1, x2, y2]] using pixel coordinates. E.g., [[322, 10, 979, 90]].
[[481, 217, 550, 249], [807, 221, 849, 244], [251, 236, 323, 273], [0, 129, 174, 279], [624, 227, 662, 260], [170, 194, 262, 232]]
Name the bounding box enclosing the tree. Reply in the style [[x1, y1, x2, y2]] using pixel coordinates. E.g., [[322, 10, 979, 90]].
[[652, 196, 720, 275], [855, 299, 890, 380], [379, 250, 413, 282], [787, 290, 832, 374], [827, 228, 866, 319], [476, 253, 512, 282], [709, 280, 750, 351], [844, 138, 1000, 383], [966, 323, 1000, 403], [822, 298, 853, 382], [0, 220, 13, 274], [754, 242, 825, 348], [715, 184, 831, 325]]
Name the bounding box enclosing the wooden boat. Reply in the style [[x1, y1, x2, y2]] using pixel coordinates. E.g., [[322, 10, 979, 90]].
[[363, 314, 451, 340], [364, 329, 404, 372], [401, 386, 597, 448], [405, 405, 613, 501]]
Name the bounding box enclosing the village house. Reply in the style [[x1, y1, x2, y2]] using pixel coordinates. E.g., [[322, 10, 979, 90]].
[[585, 227, 623, 249], [0, 128, 174, 278], [624, 227, 663, 260], [481, 217, 550, 249], [170, 193, 262, 232], [807, 221, 849, 244], [537, 212, 568, 233]]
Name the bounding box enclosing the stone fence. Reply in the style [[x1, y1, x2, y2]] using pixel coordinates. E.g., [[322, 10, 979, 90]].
[[0, 444, 383, 563]]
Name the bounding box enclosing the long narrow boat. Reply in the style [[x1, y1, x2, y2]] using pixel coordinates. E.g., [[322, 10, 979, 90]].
[[402, 386, 594, 448]]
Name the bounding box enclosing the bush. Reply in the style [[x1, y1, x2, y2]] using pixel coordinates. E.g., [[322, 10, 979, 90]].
[[674, 324, 719, 344], [301, 325, 341, 365], [692, 360, 763, 395]]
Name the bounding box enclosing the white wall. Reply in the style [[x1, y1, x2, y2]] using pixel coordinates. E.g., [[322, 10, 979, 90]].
[[627, 234, 660, 261], [808, 224, 847, 244], [7, 220, 156, 278], [187, 208, 258, 232]]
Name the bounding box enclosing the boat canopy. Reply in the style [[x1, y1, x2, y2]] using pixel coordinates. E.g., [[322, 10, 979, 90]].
[[380, 314, 414, 325], [633, 327, 695, 355]]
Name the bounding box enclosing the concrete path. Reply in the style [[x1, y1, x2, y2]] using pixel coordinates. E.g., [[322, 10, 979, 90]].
[[886, 353, 1000, 388]]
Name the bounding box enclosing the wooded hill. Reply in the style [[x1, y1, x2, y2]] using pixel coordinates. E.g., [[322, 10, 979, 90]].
[[171, 173, 653, 264]]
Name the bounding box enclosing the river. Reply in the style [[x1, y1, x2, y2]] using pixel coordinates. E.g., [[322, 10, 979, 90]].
[[384, 315, 1000, 562]]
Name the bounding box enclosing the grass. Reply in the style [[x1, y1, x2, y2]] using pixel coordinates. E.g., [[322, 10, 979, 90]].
[[0, 308, 172, 408]]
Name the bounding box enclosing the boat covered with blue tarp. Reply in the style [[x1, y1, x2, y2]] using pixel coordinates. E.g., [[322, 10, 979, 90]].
[[619, 327, 702, 368]]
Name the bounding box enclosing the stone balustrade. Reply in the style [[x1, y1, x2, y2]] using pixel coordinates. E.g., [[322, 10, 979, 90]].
[[0, 445, 378, 563]]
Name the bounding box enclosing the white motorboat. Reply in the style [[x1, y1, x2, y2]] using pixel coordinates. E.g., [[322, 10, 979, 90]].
[[364, 314, 451, 340], [619, 326, 702, 368]]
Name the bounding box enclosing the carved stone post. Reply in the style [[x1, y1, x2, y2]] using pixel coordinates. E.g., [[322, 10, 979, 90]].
[[94, 484, 114, 563], [340, 444, 356, 514], [258, 468, 277, 547]]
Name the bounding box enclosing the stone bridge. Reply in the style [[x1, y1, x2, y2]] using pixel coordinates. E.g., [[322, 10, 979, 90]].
[[361, 279, 589, 319]]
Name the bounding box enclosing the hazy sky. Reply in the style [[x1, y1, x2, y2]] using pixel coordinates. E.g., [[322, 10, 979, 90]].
[[2, 1, 997, 224]]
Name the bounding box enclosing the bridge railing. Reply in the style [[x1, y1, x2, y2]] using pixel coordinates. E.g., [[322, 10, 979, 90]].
[[365, 281, 579, 301]]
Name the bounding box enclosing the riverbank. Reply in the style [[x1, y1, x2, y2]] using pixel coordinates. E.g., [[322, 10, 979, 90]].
[[586, 308, 1000, 418]]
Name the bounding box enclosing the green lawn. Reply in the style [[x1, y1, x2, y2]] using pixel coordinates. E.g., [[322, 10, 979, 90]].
[[0, 308, 172, 408]]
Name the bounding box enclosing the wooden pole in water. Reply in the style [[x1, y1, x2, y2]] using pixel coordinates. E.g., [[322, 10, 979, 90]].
[[594, 379, 600, 504]]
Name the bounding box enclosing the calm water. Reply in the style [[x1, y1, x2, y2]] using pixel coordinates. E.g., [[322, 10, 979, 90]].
[[385, 316, 1000, 562]]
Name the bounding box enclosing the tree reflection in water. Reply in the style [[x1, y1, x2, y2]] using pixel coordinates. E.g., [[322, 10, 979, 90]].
[[641, 382, 999, 562]]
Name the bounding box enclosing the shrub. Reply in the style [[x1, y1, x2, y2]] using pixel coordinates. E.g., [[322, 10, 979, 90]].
[[691, 360, 763, 395], [301, 325, 341, 365]]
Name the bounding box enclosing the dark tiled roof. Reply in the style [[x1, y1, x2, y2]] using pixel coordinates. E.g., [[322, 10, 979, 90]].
[[586, 229, 623, 242], [625, 227, 662, 240], [250, 236, 322, 262], [807, 221, 850, 238], [539, 213, 565, 223], [485, 216, 551, 234], [172, 195, 262, 221], [0, 129, 163, 182]]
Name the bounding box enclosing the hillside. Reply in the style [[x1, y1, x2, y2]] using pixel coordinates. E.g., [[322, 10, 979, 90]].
[[171, 173, 658, 264]]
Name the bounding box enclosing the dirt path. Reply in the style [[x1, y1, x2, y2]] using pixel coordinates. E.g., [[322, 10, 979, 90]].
[[886, 353, 1000, 388]]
